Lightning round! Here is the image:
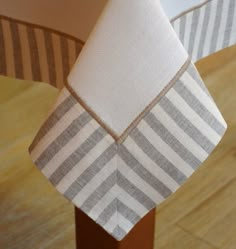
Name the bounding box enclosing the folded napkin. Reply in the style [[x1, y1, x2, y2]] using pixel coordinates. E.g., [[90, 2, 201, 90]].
[[28, 0, 235, 241]]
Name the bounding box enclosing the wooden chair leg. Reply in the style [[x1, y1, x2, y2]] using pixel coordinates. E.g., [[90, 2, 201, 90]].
[[75, 207, 156, 249]]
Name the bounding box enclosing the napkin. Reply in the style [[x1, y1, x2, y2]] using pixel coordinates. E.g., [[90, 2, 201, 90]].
[[28, 0, 235, 241]]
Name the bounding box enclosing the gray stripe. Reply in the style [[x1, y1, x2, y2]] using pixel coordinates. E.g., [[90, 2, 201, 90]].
[[209, 0, 224, 54], [144, 112, 201, 169], [10, 21, 23, 79], [9, 21, 24, 79], [129, 128, 187, 184], [29, 95, 77, 152], [186, 64, 214, 101], [119, 144, 173, 197], [112, 225, 127, 240], [159, 96, 215, 153], [174, 79, 226, 136], [117, 198, 141, 224], [179, 15, 187, 43], [49, 127, 107, 185], [188, 8, 200, 56], [197, 1, 211, 59], [96, 197, 142, 229], [79, 165, 117, 213], [60, 36, 70, 82], [27, 26, 41, 81], [44, 30, 56, 86], [35, 111, 92, 169], [117, 171, 155, 210], [65, 146, 117, 202], [96, 195, 117, 227], [223, 0, 236, 47], [0, 20, 6, 75]]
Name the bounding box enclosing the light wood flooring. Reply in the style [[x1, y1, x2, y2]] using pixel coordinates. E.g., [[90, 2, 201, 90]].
[[0, 45, 235, 249]]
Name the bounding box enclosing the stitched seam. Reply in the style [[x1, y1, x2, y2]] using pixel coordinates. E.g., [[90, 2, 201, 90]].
[[170, 0, 212, 23], [65, 56, 191, 144], [116, 57, 191, 143], [65, 81, 120, 141]]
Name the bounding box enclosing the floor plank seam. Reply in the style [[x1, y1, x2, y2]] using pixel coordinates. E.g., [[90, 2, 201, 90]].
[[175, 223, 220, 249]]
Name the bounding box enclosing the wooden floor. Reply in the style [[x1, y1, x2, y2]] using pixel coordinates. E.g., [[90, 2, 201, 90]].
[[0, 45, 236, 249]]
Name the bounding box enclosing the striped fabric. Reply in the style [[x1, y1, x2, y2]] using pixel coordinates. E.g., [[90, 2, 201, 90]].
[[1, 0, 236, 89], [0, 15, 83, 88], [29, 62, 227, 240], [171, 0, 236, 62], [2, 0, 232, 242]]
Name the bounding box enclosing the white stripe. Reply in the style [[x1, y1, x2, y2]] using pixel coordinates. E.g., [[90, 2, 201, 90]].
[[166, 89, 221, 145], [137, 121, 194, 177], [104, 212, 134, 234], [181, 71, 226, 125], [103, 212, 118, 232], [192, 4, 206, 62], [88, 184, 148, 222], [71, 155, 117, 204], [118, 155, 164, 202], [34, 28, 50, 84], [202, 0, 218, 57], [151, 104, 208, 161], [30, 103, 86, 161], [86, 185, 119, 221], [123, 136, 180, 191], [42, 119, 99, 178], [173, 18, 180, 37], [117, 187, 148, 216], [57, 135, 113, 192], [1, 19, 15, 77], [216, 0, 231, 51], [183, 11, 193, 52], [229, 0, 236, 44], [117, 212, 134, 232], [18, 24, 33, 80]]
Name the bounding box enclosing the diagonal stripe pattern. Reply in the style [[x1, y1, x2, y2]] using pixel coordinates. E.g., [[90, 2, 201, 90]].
[[28, 62, 227, 240]]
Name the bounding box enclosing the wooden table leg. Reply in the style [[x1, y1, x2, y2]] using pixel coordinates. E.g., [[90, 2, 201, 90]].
[[75, 207, 156, 249]]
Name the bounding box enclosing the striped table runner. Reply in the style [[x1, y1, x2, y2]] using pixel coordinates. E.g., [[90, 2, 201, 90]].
[[13, 0, 235, 241], [172, 0, 236, 62], [0, 15, 83, 89]]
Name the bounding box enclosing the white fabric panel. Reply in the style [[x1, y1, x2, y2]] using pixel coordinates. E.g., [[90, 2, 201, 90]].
[[67, 0, 188, 136]]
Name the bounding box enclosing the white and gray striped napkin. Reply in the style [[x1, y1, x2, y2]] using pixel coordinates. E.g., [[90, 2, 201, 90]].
[[28, 0, 235, 241]]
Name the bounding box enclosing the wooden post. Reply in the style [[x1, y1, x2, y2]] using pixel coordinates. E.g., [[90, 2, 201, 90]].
[[75, 207, 156, 249]]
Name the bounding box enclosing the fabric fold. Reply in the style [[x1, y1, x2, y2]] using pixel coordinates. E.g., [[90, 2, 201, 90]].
[[28, 0, 231, 241], [67, 0, 188, 140]]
